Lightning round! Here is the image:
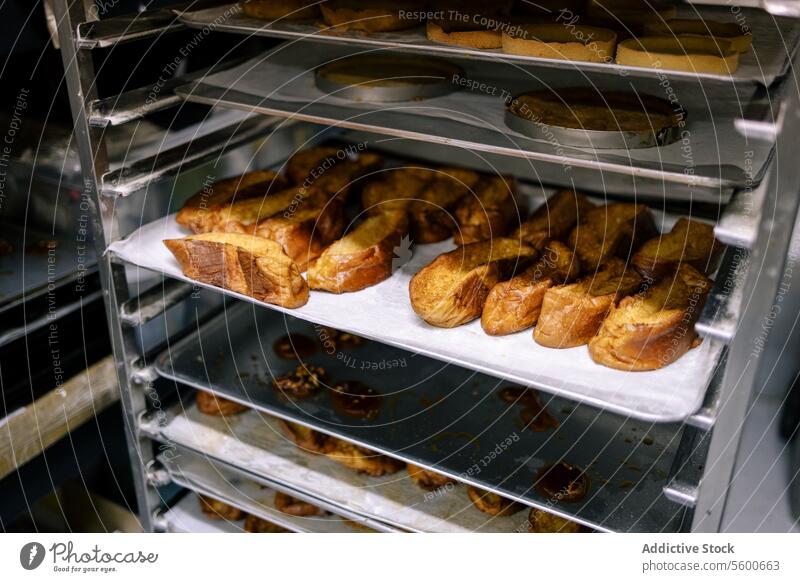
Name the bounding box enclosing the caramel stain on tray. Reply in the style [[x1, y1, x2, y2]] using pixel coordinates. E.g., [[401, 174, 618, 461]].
[[534, 461, 590, 503], [273, 333, 317, 360], [499, 386, 559, 432], [330, 381, 382, 420]]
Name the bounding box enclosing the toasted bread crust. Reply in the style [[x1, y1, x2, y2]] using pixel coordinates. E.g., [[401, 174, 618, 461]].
[[410, 167, 481, 243], [308, 211, 409, 293], [241, 0, 320, 21], [482, 241, 580, 335], [325, 437, 405, 476], [534, 257, 642, 348], [321, 1, 423, 32], [176, 171, 289, 233], [410, 238, 536, 328], [453, 176, 520, 245], [467, 485, 524, 516], [163, 232, 309, 308], [196, 390, 249, 416], [568, 203, 657, 269], [632, 218, 723, 280], [589, 264, 712, 370], [407, 463, 455, 490], [512, 190, 595, 249]]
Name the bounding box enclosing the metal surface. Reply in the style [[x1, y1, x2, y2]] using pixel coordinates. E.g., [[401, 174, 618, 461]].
[[696, 246, 750, 344], [152, 303, 687, 532], [158, 448, 374, 533], [100, 115, 281, 197], [715, 180, 770, 248], [687, 0, 800, 18], [176, 4, 800, 86], [120, 278, 195, 327], [76, 5, 185, 49]]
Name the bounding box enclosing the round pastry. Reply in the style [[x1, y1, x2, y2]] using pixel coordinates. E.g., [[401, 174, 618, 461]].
[[320, 0, 424, 33], [198, 495, 245, 521], [325, 437, 406, 476], [643, 19, 752, 53], [407, 463, 456, 490], [272, 364, 328, 398], [195, 390, 249, 417], [274, 491, 323, 516], [426, 20, 503, 49], [244, 514, 291, 532], [240, 0, 321, 21], [278, 419, 332, 453], [528, 508, 584, 533], [502, 23, 616, 62], [616, 35, 739, 75], [466, 485, 524, 516]]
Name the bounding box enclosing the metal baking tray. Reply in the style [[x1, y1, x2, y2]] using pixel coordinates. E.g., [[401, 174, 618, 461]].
[[175, 44, 774, 192], [176, 4, 800, 86], [315, 55, 463, 102], [144, 396, 685, 532], [158, 447, 375, 533], [152, 303, 689, 532], [162, 493, 243, 533]]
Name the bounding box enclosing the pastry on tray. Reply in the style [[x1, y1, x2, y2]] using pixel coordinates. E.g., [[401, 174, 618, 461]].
[[240, 0, 321, 21], [616, 36, 739, 75], [481, 241, 580, 336], [632, 217, 723, 280], [244, 514, 291, 533], [320, 0, 425, 32], [409, 238, 536, 328], [643, 18, 752, 53], [325, 437, 406, 476], [200, 186, 314, 234], [285, 147, 344, 184], [501, 23, 617, 63], [407, 463, 456, 490], [589, 263, 712, 370], [453, 176, 520, 245], [272, 364, 329, 398], [274, 491, 323, 516], [568, 203, 657, 270], [163, 232, 309, 308], [307, 210, 409, 293], [195, 390, 249, 417], [198, 494, 245, 521], [534, 257, 643, 348], [527, 508, 584, 533], [426, 14, 506, 49], [361, 166, 436, 215], [176, 170, 290, 233], [278, 419, 332, 454], [511, 189, 595, 249], [466, 485, 524, 516], [410, 167, 482, 243]]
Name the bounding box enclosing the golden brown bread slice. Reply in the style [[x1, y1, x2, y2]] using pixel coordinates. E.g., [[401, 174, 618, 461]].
[[201, 186, 310, 234], [241, 0, 321, 21], [176, 171, 290, 233], [360, 167, 436, 215], [588, 263, 712, 370], [320, 0, 425, 32], [568, 203, 657, 269], [325, 437, 406, 476], [163, 232, 309, 308], [409, 238, 536, 328], [534, 257, 642, 348], [481, 241, 581, 336], [632, 217, 724, 280], [410, 167, 481, 243], [511, 189, 595, 250], [453, 176, 521, 245], [285, 147, 343, 184], [307, 211, 409, 293]]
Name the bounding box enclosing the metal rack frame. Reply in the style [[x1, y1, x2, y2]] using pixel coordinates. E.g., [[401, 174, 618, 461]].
[[52, 0, 800, 532]]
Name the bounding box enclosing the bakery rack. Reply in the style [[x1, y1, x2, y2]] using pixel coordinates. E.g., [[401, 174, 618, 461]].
[[52, 0, 800, 533]]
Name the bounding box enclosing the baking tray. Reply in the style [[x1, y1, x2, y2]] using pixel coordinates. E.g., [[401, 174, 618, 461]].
[[163, 493, 244, 533], [145, 400, 685, 532], [158, 447, 374, 533], [176, 4, 800, 87], [176, 44, 774, 192]]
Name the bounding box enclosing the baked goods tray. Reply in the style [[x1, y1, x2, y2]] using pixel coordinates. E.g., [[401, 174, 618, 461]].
[[176, 4, 799, 87], [158, 447, 374, 532], [144, 397, 685, 532], [163, 492, 244, 533], [175, 45, 774, 192]]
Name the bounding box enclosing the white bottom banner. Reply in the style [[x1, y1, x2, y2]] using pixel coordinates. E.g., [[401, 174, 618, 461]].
[[1, 534, 798, 581]]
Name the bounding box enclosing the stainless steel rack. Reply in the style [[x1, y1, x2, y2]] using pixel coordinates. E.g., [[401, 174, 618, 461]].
[[53, 0, 800, 533]]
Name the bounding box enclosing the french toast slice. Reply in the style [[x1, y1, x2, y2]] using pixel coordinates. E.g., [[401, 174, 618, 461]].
[[284, 147, 343, 184], [453, 176, 520, 245], [202, 186, 310, 234], [511, 189, 595, 249], [481, 241, 581, 336], [307, 211, 409, 293], [409, 238, 536, 328], [632, 218, 724, 280], [320, 0, 425, 33], [568, 203, 657, 269], [534, 257, 642, 348], [410, 167, 481, 243], [325, 437, 406, 476], [176, 171, 290, 233], [360, 167, 436, 215], [163, 232, 309, 308], [589, 263, 712, 370]]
